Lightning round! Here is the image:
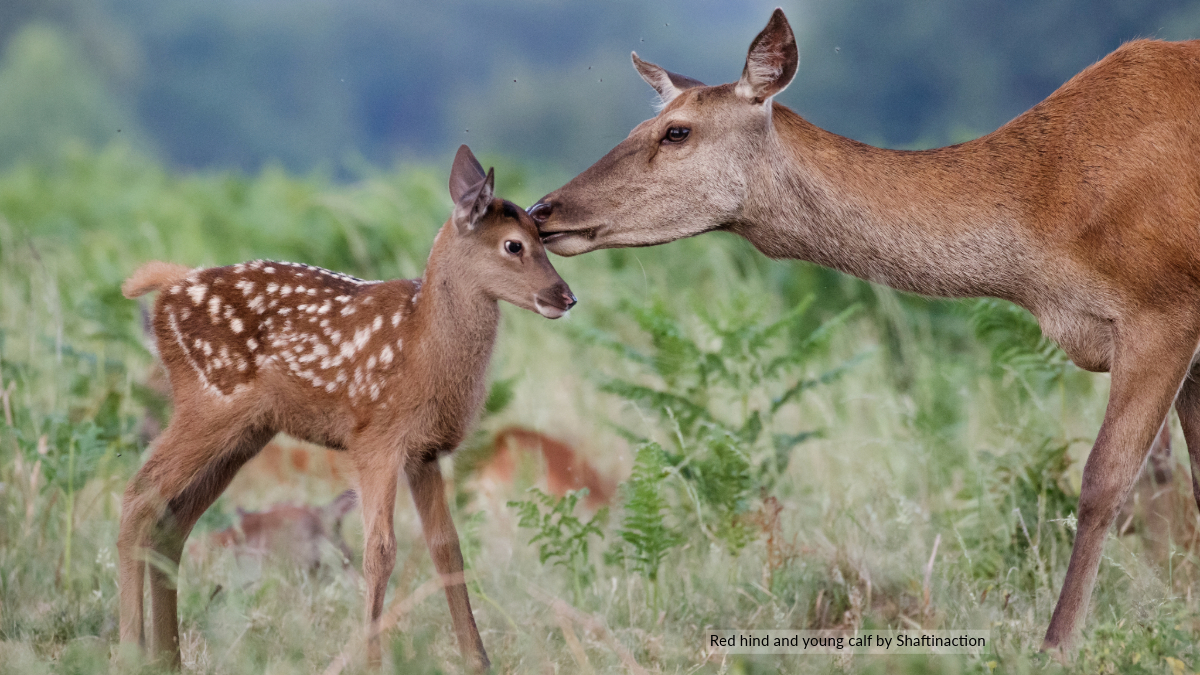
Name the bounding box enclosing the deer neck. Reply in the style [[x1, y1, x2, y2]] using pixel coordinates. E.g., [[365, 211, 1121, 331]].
[[408, 231, 501, 394], [733, 105, 1037, 303]]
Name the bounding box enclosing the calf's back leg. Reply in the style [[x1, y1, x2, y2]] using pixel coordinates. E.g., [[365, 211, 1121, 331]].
[[118, 404, 272, 666]]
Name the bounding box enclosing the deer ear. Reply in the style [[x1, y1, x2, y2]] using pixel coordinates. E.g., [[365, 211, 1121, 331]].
[[452, 167, 495, 232], [449, 145, 486, 204], [735, 8, 798, 103], [633, 52, 706, 107]]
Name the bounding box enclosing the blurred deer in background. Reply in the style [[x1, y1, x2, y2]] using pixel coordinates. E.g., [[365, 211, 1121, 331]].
[[530, 8, 1200, 651], [483, 426, 614, 508], [203, 489, 358, 571], [119, 145, 576, 670]]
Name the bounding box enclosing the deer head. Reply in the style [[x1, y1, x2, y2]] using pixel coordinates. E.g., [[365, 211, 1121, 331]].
[[447, 145, 577, 317], [529, 8, 798, 256]]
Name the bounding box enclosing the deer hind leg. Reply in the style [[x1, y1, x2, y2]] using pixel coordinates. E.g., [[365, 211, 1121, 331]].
[[354, 451, 400, 669], [118, 407, 271, 666], [149, 425, 274, 664], [406, 455, 489, 671], [1173, 367, 1200, 514], [1042, 320, 1197, 651]]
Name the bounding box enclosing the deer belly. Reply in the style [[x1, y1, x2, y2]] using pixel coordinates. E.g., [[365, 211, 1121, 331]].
[[1036, 310, 1114, 373]]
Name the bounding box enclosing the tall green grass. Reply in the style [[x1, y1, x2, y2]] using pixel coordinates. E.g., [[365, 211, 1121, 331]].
[[1, 145, 1197, 673]]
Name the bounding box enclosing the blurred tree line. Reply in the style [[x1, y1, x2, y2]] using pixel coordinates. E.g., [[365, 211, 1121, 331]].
[[2, 0, 1199, 175]]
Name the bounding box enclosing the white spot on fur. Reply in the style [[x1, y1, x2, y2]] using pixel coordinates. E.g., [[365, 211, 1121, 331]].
[[353, 327, 371, 352], [247, 338, 258, 351], [391, 311, 401, 327], [380, 345, 393, 365], [208, 295, 222, 321], [230, 318, 244, 334], [266, 283, 279, 294], [188, 284, 207, 305], [169, 310, 224, 397], [372, 315, 383, 332]]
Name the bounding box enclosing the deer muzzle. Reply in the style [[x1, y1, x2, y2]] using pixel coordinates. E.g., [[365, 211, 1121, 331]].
[[533, 283, 577, 319]]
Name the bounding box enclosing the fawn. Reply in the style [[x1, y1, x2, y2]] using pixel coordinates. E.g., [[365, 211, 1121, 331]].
[[205, 489, 358, 571], [118, 145, 575, 670]]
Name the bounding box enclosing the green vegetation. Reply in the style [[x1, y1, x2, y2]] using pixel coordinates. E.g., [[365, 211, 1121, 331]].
[[4, 0, 1200, 172], [1, 147, 1198, 673]]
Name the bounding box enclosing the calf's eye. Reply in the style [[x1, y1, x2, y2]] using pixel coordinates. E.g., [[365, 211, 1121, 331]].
[[505, 240, 523, 255]]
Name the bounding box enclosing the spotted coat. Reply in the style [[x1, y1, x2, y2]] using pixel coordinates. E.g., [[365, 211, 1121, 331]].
[[154, 260, 418, 403]]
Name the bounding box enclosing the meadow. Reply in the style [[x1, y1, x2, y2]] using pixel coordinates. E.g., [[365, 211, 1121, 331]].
[[1, 144, 1198, 674]]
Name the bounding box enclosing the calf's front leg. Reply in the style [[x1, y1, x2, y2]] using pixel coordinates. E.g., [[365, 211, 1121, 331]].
[[355, 454, 400, 669], [407, 455, 489, 671]]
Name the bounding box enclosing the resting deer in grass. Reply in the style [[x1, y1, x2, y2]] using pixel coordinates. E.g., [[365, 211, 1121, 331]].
[[205, 489, 359, 571], [530, 8, 1200, 651], [119, 145, 575, 670]]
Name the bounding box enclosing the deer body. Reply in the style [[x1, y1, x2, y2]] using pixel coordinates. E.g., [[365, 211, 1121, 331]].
[[530, 10, 1200, 651], [119, 146, 575, 670]]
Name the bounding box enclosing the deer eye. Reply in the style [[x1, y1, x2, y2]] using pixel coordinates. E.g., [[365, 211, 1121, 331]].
[[504, 240, 523, 255], [664, 127, 690, 143]]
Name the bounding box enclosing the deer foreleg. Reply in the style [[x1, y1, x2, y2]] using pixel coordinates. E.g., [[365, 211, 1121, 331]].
[[1043, 319, 1196, 651], [355, 454, 400, 669], [406, 455, 489, 671]]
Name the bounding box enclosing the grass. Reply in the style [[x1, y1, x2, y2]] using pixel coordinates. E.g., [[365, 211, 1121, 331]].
[[1, 143, 1199, 674]]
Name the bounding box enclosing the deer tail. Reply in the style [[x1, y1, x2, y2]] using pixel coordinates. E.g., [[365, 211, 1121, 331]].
[[122, 261, 192, 299]]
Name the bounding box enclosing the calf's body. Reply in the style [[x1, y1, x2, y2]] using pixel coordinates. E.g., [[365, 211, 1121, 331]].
[[118, 146, 575, 669]]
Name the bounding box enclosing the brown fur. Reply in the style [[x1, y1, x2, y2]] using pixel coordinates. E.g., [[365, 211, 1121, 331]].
[[117, 146, 574, 670], [122, 261, 192, 300], [531, 9, 1200, 652]]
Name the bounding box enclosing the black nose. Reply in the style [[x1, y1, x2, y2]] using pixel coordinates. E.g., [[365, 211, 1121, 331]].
[[564, 291, 578, 310], [528, 200, 553, 225]]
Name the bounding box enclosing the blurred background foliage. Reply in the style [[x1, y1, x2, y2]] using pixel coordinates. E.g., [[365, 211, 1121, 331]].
[[3, 0, 1200, 174], [2, 2, 1200, 672]]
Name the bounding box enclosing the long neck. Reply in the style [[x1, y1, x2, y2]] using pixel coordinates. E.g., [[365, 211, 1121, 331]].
[[734, 105, 1044, 303], [408, 226, 501, 400]]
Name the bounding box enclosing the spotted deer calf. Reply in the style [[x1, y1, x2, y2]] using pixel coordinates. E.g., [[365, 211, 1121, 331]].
[[118, 145, 575, 670]]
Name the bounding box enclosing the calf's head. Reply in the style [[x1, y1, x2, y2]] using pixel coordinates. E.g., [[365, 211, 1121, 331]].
[[447, 145, 577, 318]]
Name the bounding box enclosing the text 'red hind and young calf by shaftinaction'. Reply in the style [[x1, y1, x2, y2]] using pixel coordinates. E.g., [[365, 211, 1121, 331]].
[[530, 8, 1200, 652], [118, 145, 575, 670]]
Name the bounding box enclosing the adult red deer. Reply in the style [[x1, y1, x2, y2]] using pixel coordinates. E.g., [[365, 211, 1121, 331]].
[[529, 8, 1200, 651], [119, 145, 576, 670]]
